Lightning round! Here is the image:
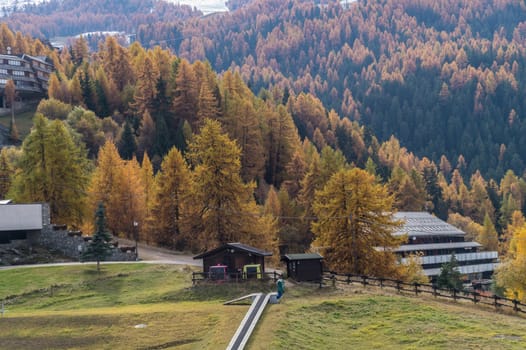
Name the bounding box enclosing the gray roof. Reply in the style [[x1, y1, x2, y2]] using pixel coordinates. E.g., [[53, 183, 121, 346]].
[[395, 241, 481, 253], [393, 212, 465, 238], [21, 54, 47, 64], [0, 204, 43, 231], [282, 253, 323, 261], [193, 242, 273, 259], [0, 54, 24, 61]]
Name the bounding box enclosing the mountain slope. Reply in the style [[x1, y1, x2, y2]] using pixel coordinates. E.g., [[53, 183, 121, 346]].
[[6, 0, 526, 179], [166, 0, 526, 180]]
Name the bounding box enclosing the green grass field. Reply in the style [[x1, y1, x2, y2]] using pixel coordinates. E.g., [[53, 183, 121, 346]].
[[0, 107, 37, 138], [1, 263, 526, 349]]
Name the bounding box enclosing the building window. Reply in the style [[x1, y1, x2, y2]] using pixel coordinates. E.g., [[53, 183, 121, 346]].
[[0, 69, 7, 75], [8, 60, 21, 66], [12, 70, 24, 76], [0, 79, 7, 84]]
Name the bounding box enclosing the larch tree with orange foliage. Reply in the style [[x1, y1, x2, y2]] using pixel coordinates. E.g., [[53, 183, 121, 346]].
[[495, 222, 526, 302], [150, 147, 193, 250], [188, 119, 266, 250], [86, 141, 127, 236], [9, 114, 89, 226], [312, 168, 403, 277]]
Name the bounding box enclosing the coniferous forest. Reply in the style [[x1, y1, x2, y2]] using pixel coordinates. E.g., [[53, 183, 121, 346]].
[[3, 0, 526, 297]]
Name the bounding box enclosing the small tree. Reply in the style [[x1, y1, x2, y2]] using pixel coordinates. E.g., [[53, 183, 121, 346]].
[[82, 202, 113, 271], [399, 252, 430, 284], [436, 253, 463, 291], [5, 79, 18, 142], [118, 120, 137, 160]]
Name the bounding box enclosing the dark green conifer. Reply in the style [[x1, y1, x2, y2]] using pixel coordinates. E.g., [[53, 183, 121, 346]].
[[82, 202, 113, 272]]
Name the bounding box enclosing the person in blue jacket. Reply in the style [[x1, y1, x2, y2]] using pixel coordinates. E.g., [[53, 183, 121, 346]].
[[276, 275, 285, 299]]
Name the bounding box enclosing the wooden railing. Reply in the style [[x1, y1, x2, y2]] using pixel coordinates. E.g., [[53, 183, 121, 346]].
[[322, 272, 526, 315], [192, 271, 280, 285]]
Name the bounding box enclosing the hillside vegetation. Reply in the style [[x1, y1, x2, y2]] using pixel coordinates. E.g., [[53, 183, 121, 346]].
[[6, 0, 526, 180], [172, 0, 526, 181], [3, 1, 526, 297], [1, 264, 525, 349]]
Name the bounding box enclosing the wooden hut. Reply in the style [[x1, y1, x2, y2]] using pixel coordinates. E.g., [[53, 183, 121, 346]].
[[193, 242, 272, 277], [282, 253, 324, 282]]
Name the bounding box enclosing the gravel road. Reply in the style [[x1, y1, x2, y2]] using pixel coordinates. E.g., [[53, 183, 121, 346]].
[[117, 238, 199, 265]]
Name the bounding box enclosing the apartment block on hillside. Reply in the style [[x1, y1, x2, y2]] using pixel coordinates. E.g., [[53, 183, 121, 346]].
[[393, 211, 499, 282], [0, 51, 53, 107]]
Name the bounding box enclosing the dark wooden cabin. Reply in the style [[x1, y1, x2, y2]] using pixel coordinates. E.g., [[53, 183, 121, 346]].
[[282, 253, 324, 282], [193, 242, 272, 277]]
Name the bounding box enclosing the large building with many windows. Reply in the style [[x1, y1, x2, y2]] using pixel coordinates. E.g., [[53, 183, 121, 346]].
[[0, 51, 53, 107], [393, 211, 499, 282]]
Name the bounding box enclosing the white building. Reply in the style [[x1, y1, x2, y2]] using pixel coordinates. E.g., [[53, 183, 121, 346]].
[[0, 202, 49, 245], [393, 212, 499, 281]]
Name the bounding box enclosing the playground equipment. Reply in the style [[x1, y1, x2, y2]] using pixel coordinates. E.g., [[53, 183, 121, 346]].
[[242, 264, 262, 279], [209, 264, 228, 281]]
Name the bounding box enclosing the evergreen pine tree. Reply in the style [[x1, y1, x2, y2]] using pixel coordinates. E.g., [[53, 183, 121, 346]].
[[95, 79, 110, 118], [118, 120, 137, 160], [436, 253, 463, 291], [82, 202, 113, 272]]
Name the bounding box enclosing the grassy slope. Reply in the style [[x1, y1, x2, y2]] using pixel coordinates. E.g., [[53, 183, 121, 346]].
[[251, 285, 526, 350], [1, 264, 526, 349], [0, 264, 254, 350], [0, 107, 37, 138]]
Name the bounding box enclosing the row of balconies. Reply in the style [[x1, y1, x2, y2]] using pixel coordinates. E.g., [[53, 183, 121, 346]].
[[424, 263, 499, 277], [0, 80, 43, 93], [400, 251, 499, 266], [1, 74, 39, 83], [31, 64, 53, 74]]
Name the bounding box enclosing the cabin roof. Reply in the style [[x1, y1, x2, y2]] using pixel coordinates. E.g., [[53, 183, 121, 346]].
[[193, 242, 272, 259], [282, 253, 323, 261]]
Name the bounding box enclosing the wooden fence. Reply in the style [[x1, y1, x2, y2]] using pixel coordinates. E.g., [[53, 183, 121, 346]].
[[323, 272, 526, 315], [192, 271, 280, 285]]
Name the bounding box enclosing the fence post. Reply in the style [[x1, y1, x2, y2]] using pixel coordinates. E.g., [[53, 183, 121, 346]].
[[361, 275, 367, 287], [432, 284, 437, 297], [453, 288, 457, 301], [332, 273, 336, 287], [472, 291, 478, 304], [347, 274, 351, 284], [414, 282, 419, 295], [396, 281, 401, 292], [513, 299, 519, 312], [494, 295, 499, 309], [379, 278, 384, 288]]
